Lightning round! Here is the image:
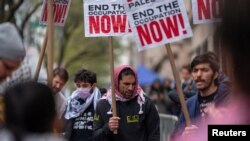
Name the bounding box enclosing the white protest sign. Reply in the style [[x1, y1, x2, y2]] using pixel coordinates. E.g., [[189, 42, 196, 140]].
[[192, 0, 223, 24], [125, 0, 192, 51], [40, 0, 71, 26], [84, 0, 130, 37]]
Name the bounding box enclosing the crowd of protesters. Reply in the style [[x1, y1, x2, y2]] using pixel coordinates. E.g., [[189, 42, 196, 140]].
[[1, 0, 250, 140]]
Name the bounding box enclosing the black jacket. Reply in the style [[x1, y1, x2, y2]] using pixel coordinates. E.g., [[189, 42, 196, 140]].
[[64, 103, 94, 141], [171, 77, 232, 139], [93, 96, 160, 141]]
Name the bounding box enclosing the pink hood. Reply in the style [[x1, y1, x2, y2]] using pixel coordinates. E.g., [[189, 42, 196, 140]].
[[113, 65, 139, 99]]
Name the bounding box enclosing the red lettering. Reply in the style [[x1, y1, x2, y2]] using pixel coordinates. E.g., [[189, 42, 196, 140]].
[[177, 14, 187, 34], [149, 21, 162, 42], [101, 15, 111, 33], [88, 15, 128, 34], [197, 0, 210, 20], [136, 15, 183, 46], [159, 15, 179, 39], [136, 24, 152, 46], [89, 16, 100, 34], [54, 4, 66, 23], [61, 5, 67, 23], [42, 3, 67, 24], [111, 15, 126, 33]]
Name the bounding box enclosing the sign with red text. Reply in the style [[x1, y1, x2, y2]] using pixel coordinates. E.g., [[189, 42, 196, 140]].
[[40, 0, 71, 26], [192, 0, 223, 24], [125, 0, 192, 51], [84, 0, 130, 37]]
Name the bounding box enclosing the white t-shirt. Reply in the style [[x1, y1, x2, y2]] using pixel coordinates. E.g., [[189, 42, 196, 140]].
[[54, 92, 67, 119]]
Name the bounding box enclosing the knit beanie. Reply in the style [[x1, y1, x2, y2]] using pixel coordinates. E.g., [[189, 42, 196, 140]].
[[0, 22, 25, 62]]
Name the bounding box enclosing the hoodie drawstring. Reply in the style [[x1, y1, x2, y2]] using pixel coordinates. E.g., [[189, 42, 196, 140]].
[[107, 107, 112, 115], [139, 103, 144, 114]]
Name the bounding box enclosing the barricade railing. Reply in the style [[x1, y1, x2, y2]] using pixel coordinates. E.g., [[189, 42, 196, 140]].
[[159, 113, 178, 141]]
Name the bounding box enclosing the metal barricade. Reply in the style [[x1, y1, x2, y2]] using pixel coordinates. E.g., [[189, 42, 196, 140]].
[[159, 114, 178, 141]]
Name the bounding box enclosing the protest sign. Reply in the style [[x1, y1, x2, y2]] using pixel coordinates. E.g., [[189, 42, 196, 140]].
[[84, 0, 130, 37], [192, 0, 223, 24], [125, 0, 192, 51], [40, 0, 71, 26]]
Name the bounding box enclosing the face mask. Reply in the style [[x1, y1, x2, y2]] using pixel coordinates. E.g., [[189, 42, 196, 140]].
[[76, 88, 92, 99]]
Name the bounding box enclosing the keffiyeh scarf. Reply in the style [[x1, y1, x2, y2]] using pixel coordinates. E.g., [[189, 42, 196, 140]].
[[65, 87, 101, 119]]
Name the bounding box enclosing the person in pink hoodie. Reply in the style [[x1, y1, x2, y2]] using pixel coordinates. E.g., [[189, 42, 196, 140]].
[[94, 65, 160, 141]]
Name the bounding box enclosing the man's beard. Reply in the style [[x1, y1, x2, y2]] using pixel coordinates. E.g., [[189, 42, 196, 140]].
[[124, 92, 133, 99], [197, 78, 214, 92], [52, 88, 59, 94]]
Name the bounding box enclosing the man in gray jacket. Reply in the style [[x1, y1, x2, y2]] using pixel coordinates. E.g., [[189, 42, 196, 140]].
[[0, 22, 25, 83], [0, 22, 26, 123]]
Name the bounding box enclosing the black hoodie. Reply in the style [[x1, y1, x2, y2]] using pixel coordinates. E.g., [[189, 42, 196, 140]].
[[93, 95, 160, 141]]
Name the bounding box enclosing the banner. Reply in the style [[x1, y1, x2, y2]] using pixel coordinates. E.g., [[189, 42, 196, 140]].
[[125, 0, 192, 51], [192, 0, 223, 24], [40, 0, 71, 26], [84, 0, 130, 37]]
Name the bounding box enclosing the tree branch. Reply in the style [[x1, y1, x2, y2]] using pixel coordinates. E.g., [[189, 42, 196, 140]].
[[57, 22, 81, 66], [153, 55, 167, 72], [21, 1, 42, 31], [65, 50, 88, 68], [7, 0, 24, 21], [0, 0, 5, 23]]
